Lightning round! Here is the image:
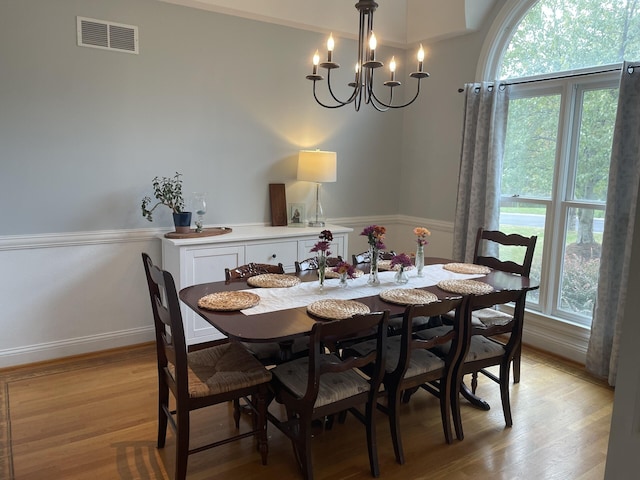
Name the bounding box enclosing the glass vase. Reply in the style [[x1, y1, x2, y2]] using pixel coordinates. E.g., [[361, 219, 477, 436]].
[[339, 272, 348, 288], [318, 252, 327, 290], [367, 246, 380, 285], [394, 266, 409, 284], [415, 244, 425, 277]]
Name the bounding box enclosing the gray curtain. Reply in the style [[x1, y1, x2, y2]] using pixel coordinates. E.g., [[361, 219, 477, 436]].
[[587, 61, 640, 386], [452, 82, 510, 262]]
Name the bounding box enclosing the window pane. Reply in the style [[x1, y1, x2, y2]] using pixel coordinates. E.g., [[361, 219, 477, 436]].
[[502, 95, 560, 198], [498, 201, 546, 305], [559, 207, 603, 319], [574, 88, 618, 201], [500, 0, 640, 79]]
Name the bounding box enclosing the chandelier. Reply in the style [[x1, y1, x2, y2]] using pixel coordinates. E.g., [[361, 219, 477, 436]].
[[305, 0, 429, 112]]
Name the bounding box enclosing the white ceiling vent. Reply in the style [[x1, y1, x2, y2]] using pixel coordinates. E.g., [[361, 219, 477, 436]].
[[77, 17, 138, 54]]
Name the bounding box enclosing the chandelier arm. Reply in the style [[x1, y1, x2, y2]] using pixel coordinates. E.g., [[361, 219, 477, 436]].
[[369, 79, 423, 109], [311, 81, 354, 109], [326, 69, 359, 105]]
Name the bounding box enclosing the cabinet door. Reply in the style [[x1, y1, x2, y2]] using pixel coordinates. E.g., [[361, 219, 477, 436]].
[[246, 241, 298, 272], [183, 246, 245, 343]]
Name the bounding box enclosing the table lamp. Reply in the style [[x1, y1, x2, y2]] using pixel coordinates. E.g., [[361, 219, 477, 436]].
[[297, 150, 337, 227]]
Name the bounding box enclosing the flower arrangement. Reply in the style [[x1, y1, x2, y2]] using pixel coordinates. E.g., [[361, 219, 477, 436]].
[[332, 260, 357, 279], [391, 253, 412, 284], [310, 229, 333, 256], [414, 227, 431, 246], [361, 225, 386, 285], [310, 230, 332, 288], [390, 253, 412, 269], [361, 225, 387, 250]]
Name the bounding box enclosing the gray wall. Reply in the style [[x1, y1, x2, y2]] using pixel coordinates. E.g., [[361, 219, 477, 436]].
[[0, 0, 405, 235]]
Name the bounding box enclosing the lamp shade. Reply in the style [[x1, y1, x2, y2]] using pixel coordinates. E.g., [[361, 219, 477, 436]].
[[297, 150, 337, 183]]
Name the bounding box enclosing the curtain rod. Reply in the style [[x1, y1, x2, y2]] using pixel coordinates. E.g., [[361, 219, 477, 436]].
[[457, 64, 638, 93]]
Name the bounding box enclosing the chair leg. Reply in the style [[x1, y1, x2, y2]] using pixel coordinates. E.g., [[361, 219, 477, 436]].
[[233, 398, 241, 428], [387, 386, 405, 465], [401, 386, 419, 404], [500, 362, 513, 427], [452, 373, 464, 441], [255, 389, 269, 465], [471, 371, 479, 394], [157, 380, 169, 448], [365, 399, 381, 477], [175, 408, 190, 480], [513, 346, 522, 383], [439, 378, 453, 444]]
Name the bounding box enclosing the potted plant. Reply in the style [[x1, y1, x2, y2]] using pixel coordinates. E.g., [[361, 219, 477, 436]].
[[141, 172, 192, 233]]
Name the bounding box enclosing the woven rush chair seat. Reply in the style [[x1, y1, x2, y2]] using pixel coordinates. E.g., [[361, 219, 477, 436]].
[[418, 326, 506, 363], [168, 343, 272, 398]]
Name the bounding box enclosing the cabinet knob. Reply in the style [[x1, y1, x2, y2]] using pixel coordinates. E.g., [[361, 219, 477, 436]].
[[271, 254, 277, 258]]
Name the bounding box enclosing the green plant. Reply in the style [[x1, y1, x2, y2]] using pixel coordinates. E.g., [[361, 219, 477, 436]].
[[141, 172, 185, 222]]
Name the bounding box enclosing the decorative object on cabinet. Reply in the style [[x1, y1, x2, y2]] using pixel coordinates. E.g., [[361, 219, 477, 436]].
[[288, 203, 306, 227], [304, 0, 429, 112], [269, 183, 288, 226], [141, 172, 192, 233], [297, 150, 337, 227]]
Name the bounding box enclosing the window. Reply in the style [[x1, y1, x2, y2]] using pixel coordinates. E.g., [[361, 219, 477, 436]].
[[491, 0, 639, 327]]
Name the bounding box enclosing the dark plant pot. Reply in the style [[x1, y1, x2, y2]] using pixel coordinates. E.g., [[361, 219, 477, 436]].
[[173, 212, 192, 234]]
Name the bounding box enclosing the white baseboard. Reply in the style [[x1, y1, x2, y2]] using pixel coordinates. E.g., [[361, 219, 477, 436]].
[[0, 326, 155, 368]]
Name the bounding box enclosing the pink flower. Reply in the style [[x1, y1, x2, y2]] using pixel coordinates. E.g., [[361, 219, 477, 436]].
[[360, 225, 387, 250], [391, 253, 412, 269], [311, 230, 332, 255], [332, 261, 357, 279]]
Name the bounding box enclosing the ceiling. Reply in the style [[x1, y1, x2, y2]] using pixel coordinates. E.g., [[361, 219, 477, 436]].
[[158, 0, 498, 47]]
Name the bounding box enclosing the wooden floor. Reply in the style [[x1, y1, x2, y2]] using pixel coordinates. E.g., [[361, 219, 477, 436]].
[[0, 343, 613, 480]]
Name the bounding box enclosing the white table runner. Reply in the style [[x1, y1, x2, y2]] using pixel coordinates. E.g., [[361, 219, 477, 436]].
[[241, 263, 484, 315]]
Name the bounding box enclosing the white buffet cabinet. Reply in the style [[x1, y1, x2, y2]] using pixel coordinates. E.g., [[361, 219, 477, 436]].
[[161, 224, 352, 345]]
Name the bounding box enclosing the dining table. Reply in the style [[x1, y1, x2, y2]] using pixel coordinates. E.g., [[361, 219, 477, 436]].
[[179, 256, 537, 342], [179, 256, 539, 410]]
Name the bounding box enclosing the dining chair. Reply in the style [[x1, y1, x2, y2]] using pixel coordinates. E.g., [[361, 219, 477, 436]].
[[351, 249, 396, 266], [225, 262, 308, 365], [225, 262, 285, 282], [141, 253, 272, 480], [472, 228, 537, 383], [268, 310, 390, 480], [418, 288, 528, 439], [342, 297, 468, 464], [294, 255, 343, 272]]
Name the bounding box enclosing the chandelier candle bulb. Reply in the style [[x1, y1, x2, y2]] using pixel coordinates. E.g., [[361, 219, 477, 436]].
[[389, 56, 396, 81], [312, 50, 319, 74], [327, 34, 334, 62], [417, 44, 424, 71], [368, 32, 377, 61]]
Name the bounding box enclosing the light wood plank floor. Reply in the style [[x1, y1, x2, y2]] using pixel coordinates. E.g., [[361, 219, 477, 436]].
[[0, 343, 613, 480]]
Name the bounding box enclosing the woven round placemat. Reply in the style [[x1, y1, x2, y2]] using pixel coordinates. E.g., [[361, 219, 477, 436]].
[[378, 260, 416, 272], [437, 279, 494, 295], [306, 299, 371, 320], [324, 269, 364, 279], [442, 263, 491, 274], [379, 288, 438, 306], [197, 291, 261, 311], [247, 273, 301, 288]]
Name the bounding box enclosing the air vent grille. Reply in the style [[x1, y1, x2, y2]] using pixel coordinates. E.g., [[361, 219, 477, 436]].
[[77, 17, 138, 54]]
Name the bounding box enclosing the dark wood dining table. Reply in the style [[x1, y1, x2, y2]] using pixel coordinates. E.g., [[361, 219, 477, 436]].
[[179, 257, 539, 411], [179, 256, 538, 345]]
